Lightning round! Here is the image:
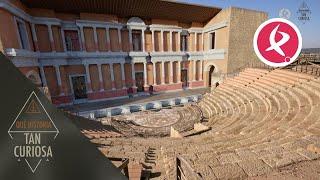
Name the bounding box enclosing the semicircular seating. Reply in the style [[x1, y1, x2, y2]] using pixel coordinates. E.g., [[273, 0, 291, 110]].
[[81, 68, 320, 179]]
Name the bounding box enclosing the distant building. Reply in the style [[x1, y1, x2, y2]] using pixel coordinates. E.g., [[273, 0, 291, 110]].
[[0, 0, 267, 106]]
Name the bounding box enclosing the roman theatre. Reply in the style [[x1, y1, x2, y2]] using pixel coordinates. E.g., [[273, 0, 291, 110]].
[[1, 0, 320, 179]]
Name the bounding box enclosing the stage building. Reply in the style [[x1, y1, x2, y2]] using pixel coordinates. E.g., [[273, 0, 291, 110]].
[[0, 0, 267, 105]]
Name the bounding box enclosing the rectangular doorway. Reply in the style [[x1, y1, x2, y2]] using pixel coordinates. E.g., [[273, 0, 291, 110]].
[[181, 69, 188, 88], [70, 75, 87, 104], [135, 72, 144, 92]]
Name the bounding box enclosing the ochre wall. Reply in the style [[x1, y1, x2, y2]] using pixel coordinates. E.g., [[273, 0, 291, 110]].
[[145, 31, 152, 52], [151, 19, 178, 26], [89, 65, 100, 91], [55, 12, 79, 21], [29, 8, 55, 18], [44, 66, 59, 96], [203, 59, 228, 86], [173, 62, 179, 83], [196, 33, 202, 51], [147, 63, 154, 85], [164, 62, 169, 83], [101, 64, 112, 90], [97, 28, 107, 51], [84, 27, 95, 52], [188, 61, 194, 81], [163, 31, 169, 51], [124, 63, 132, 87], [155, 62, 161, 84], [109, 28, 120, 52], [52, 26, 63, 52], [154, 31, 161, 52], [172, 32, 178, 51], [0, 9, 20, 49], [121, 30, 130, 52], [191, 22, 203, 28], [80, 13, 118, 22], [36, 24, 51, 52], [227, 7, 268, 73], [113, 63, 122, 89]]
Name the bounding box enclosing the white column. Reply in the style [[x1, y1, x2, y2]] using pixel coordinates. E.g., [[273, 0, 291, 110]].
[[54, 65, 64, 95], [128, 28, 133, 51], [93, 26, 98, 52], [160, 30, 164, 52], [131, 63, 136, 88], [161, 61, 165, 84], [30, 23, 39, 51], [39, 66, 47, 87], [48, 24, 54, 42], [169, 61, 173, 83], [118, 27, 122, 52], [47, 24, 55, 52], [178, 31, 181, 52], [177, 61, 181, 83], [120, 62, 126, 89], [199, 60, 203, 80], [141, 29, 145, 52], [60, 28, 67, 52], [105, 27, 110, 52], [207, 33, 210, 50], [193, 60, 197, 81], [153, 62, 157, 85], [85, 64, 92, 93], [151, 30, 155, 52], [143, 62, 148, 87], [169, 31, 172, 52], [31, 23, 38, 41], [79, 26, 86, 51], [109, 63, 116, 90], [97, 64, 104, 91], [201, 32, 204, 51], [194, 32, 197, 51]]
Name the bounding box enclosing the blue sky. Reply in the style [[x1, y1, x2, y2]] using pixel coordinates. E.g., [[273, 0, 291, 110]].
[[181, 0, 320, 48]]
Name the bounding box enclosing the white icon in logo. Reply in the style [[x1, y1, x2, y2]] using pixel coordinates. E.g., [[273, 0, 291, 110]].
[[265, 24, 290, 56], [279, 8, 291, 19]]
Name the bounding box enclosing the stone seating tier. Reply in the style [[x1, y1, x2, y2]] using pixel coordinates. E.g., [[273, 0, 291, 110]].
[[76, 68, 320, 179]]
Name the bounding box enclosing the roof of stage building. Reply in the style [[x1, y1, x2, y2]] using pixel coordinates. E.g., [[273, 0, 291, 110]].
[[20, 0, 222, 23]]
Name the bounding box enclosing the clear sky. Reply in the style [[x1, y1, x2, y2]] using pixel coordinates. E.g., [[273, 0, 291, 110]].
[[181, 0, 320, 48]]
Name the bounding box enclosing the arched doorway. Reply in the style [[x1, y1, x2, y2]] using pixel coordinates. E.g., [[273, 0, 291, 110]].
[[208, 66, 215, 87]]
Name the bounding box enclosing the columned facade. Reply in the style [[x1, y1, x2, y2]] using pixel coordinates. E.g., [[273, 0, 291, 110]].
[[0, 0, 236, 106]]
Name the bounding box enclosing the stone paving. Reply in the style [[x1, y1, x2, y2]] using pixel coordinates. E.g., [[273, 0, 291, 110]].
[[114, 108, 180, 128]]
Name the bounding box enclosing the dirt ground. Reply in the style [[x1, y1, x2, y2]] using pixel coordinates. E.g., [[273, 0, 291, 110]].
[[250, 159, 320, 180]]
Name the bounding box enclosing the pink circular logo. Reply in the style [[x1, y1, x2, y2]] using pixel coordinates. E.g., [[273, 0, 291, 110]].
[[253, 18, 302, 67]]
